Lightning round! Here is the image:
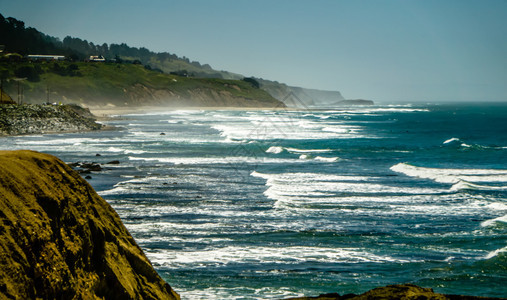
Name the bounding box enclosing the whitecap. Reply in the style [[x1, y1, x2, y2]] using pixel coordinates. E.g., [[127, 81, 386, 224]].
[[390, 163, 507, 185], [124, 149, 147, 154], [128, 155, 302, 165], [450, 180, 507, 192], [314, 156, 340, 162], [144, 245, 416, 268], [481, 215, 507, 227], [266, 146, 284, 154], [107, 146, 124, 152], [443, 137, 461, 144], [484, 245, 507, 259], [285, 147, 332, 153]]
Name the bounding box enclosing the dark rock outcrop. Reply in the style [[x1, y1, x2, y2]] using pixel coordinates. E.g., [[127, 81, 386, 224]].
[[0, 150, 179, 299], [0, 104, 103, 136], [334, 99, 374, 106], [285, 284, 502, 300]]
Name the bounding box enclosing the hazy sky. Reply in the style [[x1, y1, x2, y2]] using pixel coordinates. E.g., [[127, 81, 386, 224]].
[[1, 0, 506, 102]]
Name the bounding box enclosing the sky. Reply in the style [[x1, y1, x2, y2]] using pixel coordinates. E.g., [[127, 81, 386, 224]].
[[1, 0, 506, 102]]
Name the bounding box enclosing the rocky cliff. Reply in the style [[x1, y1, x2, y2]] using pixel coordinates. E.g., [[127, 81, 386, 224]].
[[0, 150, 180, 299], [0, 104, 103, 136], [258, 79, 346, 108]]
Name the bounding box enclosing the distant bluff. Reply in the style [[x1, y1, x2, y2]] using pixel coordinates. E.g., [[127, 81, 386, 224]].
[[0, 150, 180, 299]]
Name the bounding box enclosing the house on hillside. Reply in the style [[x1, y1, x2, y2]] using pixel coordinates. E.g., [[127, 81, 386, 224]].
[[89, 55, 105, 62], [27, 54, 65, 61]]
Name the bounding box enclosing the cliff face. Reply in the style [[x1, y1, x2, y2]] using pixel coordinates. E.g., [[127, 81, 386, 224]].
[[258, 79, 345, 108], [119, 81, 285, 108], [0, 150, 179, 299], [0, 104, 103, 136]]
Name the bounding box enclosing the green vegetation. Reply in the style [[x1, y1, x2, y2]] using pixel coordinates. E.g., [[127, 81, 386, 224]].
[[0, 13, 282, 107], [0, 13, 238, 79], [0, 61, 282, 107]]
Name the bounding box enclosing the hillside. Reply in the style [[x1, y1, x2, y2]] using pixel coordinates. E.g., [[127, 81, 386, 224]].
[[0, 13, 350, 108], [0, 61, 284, 108], [0, 150, 180, 299]]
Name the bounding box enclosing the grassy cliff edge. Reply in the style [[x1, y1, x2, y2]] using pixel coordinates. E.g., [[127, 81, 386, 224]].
[[0, 61, 284, 108]]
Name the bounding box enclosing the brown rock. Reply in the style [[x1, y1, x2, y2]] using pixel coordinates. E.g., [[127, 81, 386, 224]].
[[285, 284, 504, 300], [0, 150, 179, 299]]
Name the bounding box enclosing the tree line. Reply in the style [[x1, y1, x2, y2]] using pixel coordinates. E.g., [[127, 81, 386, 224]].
[[0, 13, 208, 69]]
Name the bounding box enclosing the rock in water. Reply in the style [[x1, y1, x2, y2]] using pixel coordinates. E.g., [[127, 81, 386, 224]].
[[0, 150, 179, 300], [284, 284, 502, 300]]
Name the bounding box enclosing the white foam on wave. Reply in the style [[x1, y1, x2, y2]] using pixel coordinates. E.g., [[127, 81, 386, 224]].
[[450, 180, 507, 192], [128, 155, 302, 165], [264, 182, 442, 204], [251, 171, 369, 182], [442, 137, 475, 149], [320, 107, 430, 115], [481, 215, 507, 227], [99, 176, 175, 196], [106, 146, 147, 154], [321, 126, 351, 134], [210, 116, 373, 141], [251, 171, 442, 207], [391, 163, 507, 185], [314, 156, 340, 162], [443, 137, 461, 144], [266, 146, 284, 154], [265, 146, 334, 155], [165, 120, 183, 124], [145, 245, 414, 268], [484, 245, 507, 259], [106, 146, 124, 152], [286, 147, 332, 153], [124, 149, 147, 154]]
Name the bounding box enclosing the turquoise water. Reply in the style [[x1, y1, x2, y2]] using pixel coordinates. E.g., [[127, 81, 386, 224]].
[[2, 103, 506, 299]]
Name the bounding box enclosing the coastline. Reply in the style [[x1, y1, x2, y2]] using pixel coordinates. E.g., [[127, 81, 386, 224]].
[[88, 104, 292, 118]]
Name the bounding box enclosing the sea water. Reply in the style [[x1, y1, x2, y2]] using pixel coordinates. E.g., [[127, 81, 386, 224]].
[[2, 103, 506, 299]]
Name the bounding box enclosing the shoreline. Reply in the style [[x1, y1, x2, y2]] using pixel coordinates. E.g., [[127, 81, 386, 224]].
[[88, 105, 295, 118], [0, 104, 103, 137]]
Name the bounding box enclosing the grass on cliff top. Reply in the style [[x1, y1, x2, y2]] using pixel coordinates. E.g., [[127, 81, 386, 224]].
[[0, 61, 278, 106]]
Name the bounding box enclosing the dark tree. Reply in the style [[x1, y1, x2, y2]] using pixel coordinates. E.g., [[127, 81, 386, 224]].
[[242, 77, 260, 88], [14, 66, 40, 82]]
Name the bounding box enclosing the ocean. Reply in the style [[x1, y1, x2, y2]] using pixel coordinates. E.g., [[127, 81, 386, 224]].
[[2, 102, 506, 299]]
